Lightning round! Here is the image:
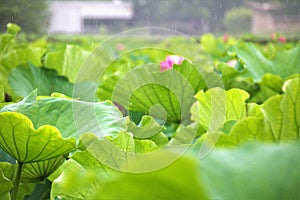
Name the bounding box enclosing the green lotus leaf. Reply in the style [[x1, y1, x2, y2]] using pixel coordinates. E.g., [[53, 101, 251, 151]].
[[232, 77, 300, 143], [9, 62, 97, 101], [0, 165, 13, 199], [127, 115, 164, 139], [0, 112, 76, 163], [51, 148, 207, 200], [202, 77, 300, 146], [52, 131, 162, 199], [235, 43, 300, 81], [51, 136, 119, 200], [9, 63, 73, 98], [191, 88, 249, 131], [1, 90, 127, 139], [0, 24, 45, 100], [44, 45, 90, 83], [0, 163, 15, 200], [50, 159, 109, 200], [97, 58, 207, 123], [200, 142, 300, 199], [23, 180, 52, 200], [127, 115, 168, 147], [21, 156, 65, 182], [0, 162, 15, 182], [90, 152, 208, 200], [0, 148, 15, 163], [134, 139, 160, 153], [248, 74, 284, 103]]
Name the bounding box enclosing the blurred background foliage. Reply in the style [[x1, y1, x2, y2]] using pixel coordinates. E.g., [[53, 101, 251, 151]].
[[224, 7, 252, 34], [0, 0, 299, 34], [0, 0, 49, 33]]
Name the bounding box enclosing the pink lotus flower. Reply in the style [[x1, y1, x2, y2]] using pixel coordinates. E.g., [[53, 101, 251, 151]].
[[270, 33, 277, 41], [227, 60, 237, 68], [223, 34, 229, 43], [116, 43, 125, 51], [278, 36, 286, 43], [160, 55, 184, 71]]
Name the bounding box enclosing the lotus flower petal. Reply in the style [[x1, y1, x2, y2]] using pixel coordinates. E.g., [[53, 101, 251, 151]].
[[160, 55, 184, 71]]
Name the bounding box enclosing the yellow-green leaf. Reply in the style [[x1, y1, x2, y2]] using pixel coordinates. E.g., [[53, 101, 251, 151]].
[[0, 112, 76, 163]]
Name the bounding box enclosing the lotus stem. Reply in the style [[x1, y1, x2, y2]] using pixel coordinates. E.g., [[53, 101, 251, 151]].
[[11, 162, 23, 200]]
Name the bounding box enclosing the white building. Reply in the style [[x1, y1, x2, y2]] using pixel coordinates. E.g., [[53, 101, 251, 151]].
[[248, 2, 300, 34], [49, 0, 134, 34]]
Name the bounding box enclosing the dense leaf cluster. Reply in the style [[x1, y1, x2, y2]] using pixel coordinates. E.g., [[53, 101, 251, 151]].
[[0, 24, 299, 199]]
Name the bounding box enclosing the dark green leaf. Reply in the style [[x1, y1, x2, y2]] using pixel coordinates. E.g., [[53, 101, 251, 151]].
[[9, 63, 97, 101], [9, 63, 73, 98], [235, 44, 300, 80], [24, 179, 52, 200]]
